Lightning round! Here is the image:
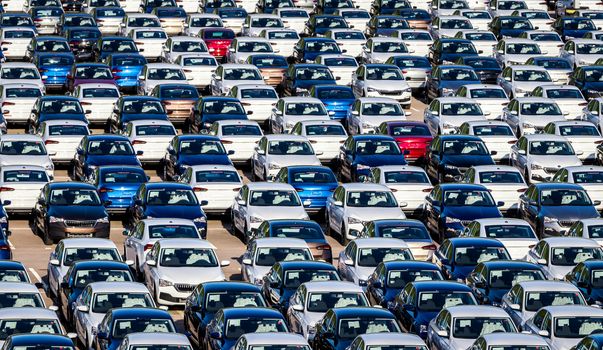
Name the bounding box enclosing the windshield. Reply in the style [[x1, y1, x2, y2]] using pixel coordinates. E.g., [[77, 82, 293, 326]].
[[271, 225, 324, 240], [63, 248, 120, 266], [478, 171, 523, 184], [179, 139, 226, 155], [49, 189, 102, 206], [551, 247, 603, 265], [249, 190, 301, 206], [546, 89, 584, 99], [393, 57, 431, 68], [205, 292, 265, 312], [573, 172, 603, 183], [441, 103, 483, 115], [524, 291, 585, 311], [362, 103, 403, 116], [554, 317, 603, 338], [334, 31, 366, 40], [373, 41, 408, 53], [147, 68, 186, 80], [473, 125, 513, 136], [251, 18, 282, 27], [102, 170, 146, 184], [0, 319, 61, 339], [147, 225, 200, 239], [5, 88, 41, 98], [250, 56, 287, 68], [305, 41, 340, 53], [123, 100, 164, 114], [96, 8, 125, 17], [306, 292, 368, 312], [529, 140, 574, 156], [92, 292, 154, 313], [221, 124, 262, 136], [160, 248, 218, 267], [112, 318, 175, 339], [506, 43, 541, 54], [238, 42, 272, 53], [295, 67, 334, 80], [82, 88, 119, 98], [418, 291, 476, 311], [559, 125, 600, 136], [0, 140, 46, 155], [383, 171, 429, 184], [484, 225, 535, 238], [160, 86, 198, 99], [41, 100, 83, 114], [488, 269, 546, 289], [35, 40, 70, 52], [465, 33, 496, 41], [127, 18, 160, 27], [183, 57, 217, 66], [338, 318, 400, 339], [72, 268, 132, 288], [577, 43, 603, 54], [442, 140, 489, 155], [136, 30, 167, 39], [267, 31, 298, 40], [501, 18, 532, 29], [283, 270, 339, 288], [442, 41, 477, 53], [87, 140, 134, 155], [306, 124, 346, 136], [240, 89, 277, 99], [195, 170, 240, 183], [203, 100, 245, 114], [531, 33, 561, 41], [463, 11, 491, 18], [357, 248, 413, 266], [592, 270, 603, 287], [285, 102, 327, 116], [454, 246, 511, 265], [540, 189, 591, 206], [223, 68, 262, 80], [585, 69, 603, 82], [513, 70, 551, 82], [346, 191, 398, 208], [375, 224, 430, 239], [290, 170, 336, 183], [146, 189, 198, 206], [267, 141, 314, 155], [225, 318, 287, 339], [390, 124, 431, 136], [366, 67, 403, 80], [355, 140, 401, 155], [452, 318, 515, 338], [39, 56, 73, 66], [3, 170, 48, 183], [387, 269, 443, 288], [441, 19, 471, 29], [135, 125, 175, 136], [255, 247, 311, 266], [0, 270, 28, 283], [74, 66, 112, 79], [323, 57, 357, 67], [0, 293, 43, 308]]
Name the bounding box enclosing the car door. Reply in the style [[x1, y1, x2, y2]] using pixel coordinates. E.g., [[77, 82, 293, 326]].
[[512, 136, 528, 170], [426, 136, 441, 180], [254, 137, 268, 178], [131, 184, 147, 224], [330, 187, 346, 232], [522, 186, 539, 228], [34, 184, 49, 232], [425, 186, 443, 233], [232, 186, 249, 232], [340, 138, 354, 181], [338, 242, 357, 281], [165, 137, 180, 178], [74, 137, 88, 179], [74, 286, 92, 342]]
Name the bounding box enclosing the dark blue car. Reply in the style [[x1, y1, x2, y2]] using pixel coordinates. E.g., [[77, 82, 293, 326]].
[[58, 260, 134, 324], [261, 260, 340, 313], [91, 166, 148, 213], [273, 165, 338, 213], [279, 63, 338, 96], [426, 65, 481, 100], [0, 261, 29, 283], [205, 307, 289, 350], [163, 135, 234, 180], [72, 135, 142, 181], [127, 182, 208, 237], [108, 96, 169, 133], [566, 260, 603, 305], [29, 96, 88, 133], [553, 16, 597, 40], [570, 65, 603, 99], [95, 307, 176, 350], [490, 16, 535, 39], [424, 184, 503, 241], [293, 37, 342, 64], [338, 135, 408, 182], [103, 54, 146, 92], [455, 56, 502, 84], [392, 281, 478, 338], [188, 97, 249, 133], [366, 15, 410, 36], [466, 260, 547, 306], [57, 13, 96, 36], [573, 333, 603, 349], [65, 27, 101, 62], [141, 0, 177, 13], [306, 15, 349, 36], [433, 238, 512, 280], [3, 334, 75, 350], [93, 36, 140, 62], [35, 53, 75, 90], [366, 260, 444, 309], [309, 85, 355, 121], [184, 282, 267, 347], [428, 38, 480, 65]]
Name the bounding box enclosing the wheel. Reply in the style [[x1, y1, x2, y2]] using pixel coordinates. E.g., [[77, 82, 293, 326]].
[[324, 212, 332, 236], [163, 162, 170, 181], [42, 225, 53, 246], [340, 223, 348, 246], [251, 161, 258, 181], [263, 169, 269, 181]]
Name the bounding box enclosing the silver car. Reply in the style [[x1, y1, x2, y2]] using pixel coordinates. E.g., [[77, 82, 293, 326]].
[[551, 166, 603, 211], [530, 85, 587, 119], [502, 97, 566, 136], [495, 38, 543, 67], [542, 120, 602, 163], [497, 65, 553, 99], [178, 164, 243, 215], [37, 120, 89, 164], [525, 237, 603, 279], [561, 38, 603, 68], [351, 64, 412, 108], [210, 64, 266, 96], [454, 84, 509, 120], [460, 218, 536, 259], [0, 134, 54, 178], [424, 96, 488, 135]]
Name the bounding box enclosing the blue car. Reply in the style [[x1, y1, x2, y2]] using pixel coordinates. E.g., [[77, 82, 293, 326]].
[[127, 182, 208, 237], [489, 16, 535, 39], [279, 63, 338, 96], [261, 260, 340, 313], [0, 261, 29, 283], [92, 166, 148, 213], [428, 38, 479, 65], [455, 56, 502, 84], [35, 53, 75, 90], [292, 37, 342, 64], [338, 135, 408, 182], [141, 0, 177, 13], [424, 184, 503, 241], [205, 307, 289, 350], [58, 260, 134, 324], [103, 54, 147, 92], [570, 65, 603, 99], [432, 238, 512, 280], [65, 27, 101, 62], [465, 260, 547, 306], [29, 96, 88, 133], [108, 96, 169, 133], [188, 97, 249, 133], [3, 334, 75, 350], [95, 307, 177, 350], [426, 65, 481, 100], [72, 135, 142, 181], [309, 85, 355, 121], [184, 282, 267, 347], [57, 13, 96, 35], [163, 135, 234, 180], [392, 281, 478, 339], [553, 16, 597, 40], [566, 260, 603, 305], [366, 260, 444, 309], [573, 333, 603, 349], [310, 307, 400, 350], [273, 165, 338, 213]]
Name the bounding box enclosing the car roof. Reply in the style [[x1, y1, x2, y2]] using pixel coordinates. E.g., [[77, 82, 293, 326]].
[[0, 134, 43, 141], [522, 134, 568, 141], [438, 183, 488, 191], [9, 334, 73, 346], [357, 97, 400, 104], [145, 63, 182, 69], [201, 281, 262, 292], [0, 307, 58, 319], [279, 96, 323, 103], [446, 305, 511, 317], [411, 281, 472, 291], [48, 182, 96, 190], [302, 281, 364, 293], [296, 120, 344, 127], [331, 306, 395, 318], [57, 238, 118, 248], [245, 182, 296, 191], [125, 332, 191, 345], [472, 218, 530, 226], [563, 166, 603, 174], [548, 120, 593, 127], [242, 333, 308, 345], [471, 165, 521, 173], [464, 84, 506, 90], [87, 281, 150, 293], [541, 237, 601, 247], [221, 307, 284, 318], [109, 307, 171, 318], [0, 165, 47, 173], [478, 260, 541, 269], [156, 238, 217, 249], [542, 305, 603, 316], [351, 238, 410, 249], [373, 165, 426, 172], [253, 237, 309, 248], [434, 97, 479, 103], [381, 260, 441, 270], [262, 134, 309, 142], [447, 237, 505, 247], [128, 119, 175, 127], [340, 183, 391, 191], [0, 282, 39, 292], [357, 333, 425, 346], [481, 333, 549, 346], [532, 182, 584, 190], [71, 260, 130, 270], [77, 83, 119, 90], [463, 120, 511, 127], [517, 280, 580, 291], [187, 164, 239, 172], [140, 218, 196, 226], [43, 119, 88, 127]]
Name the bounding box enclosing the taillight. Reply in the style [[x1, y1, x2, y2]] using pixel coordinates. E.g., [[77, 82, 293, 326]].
[[112, 68, 123, 73], [232, 187, 240, 192], [517, 188, 527, 192], [194, 187, 208, 192], [0, 246, 10, 251], [294, 188, 304, 192], [44, 140, 59, 144], [390, 188, 398, 192], [316, 244, 331, 251], [132, 140, 147, 144], [0, 187, 14, 192], [98, 187, 113, 193], [422, 188, 433, 192], [308, 139, 317, 143], [221, 140, 233, 144], [2, 102, 14, 107], [422, 244, 437, 250], [144, 244, 154, 251], [81, 102, 92, 106], [507, 140, 517, 144]]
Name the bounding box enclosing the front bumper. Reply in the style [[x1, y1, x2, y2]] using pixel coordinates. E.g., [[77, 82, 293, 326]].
[[365, 90, 412, 105], [47, 221, 110, 240], [542, 220, 574, 237], [158, 284, 196, 305]]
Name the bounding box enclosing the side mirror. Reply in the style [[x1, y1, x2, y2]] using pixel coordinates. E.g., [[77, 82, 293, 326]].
[[136, 150, 144, 156], [220, 260, 230, 267], [344, 258, 354, 266], [436, 329, 449, 338], [200, 200, 209, 206], [594, 200, 602, 206], [242, 258, 252, 265], [49, 259, 60, 266], [77, 305, 89, 313], [2, 200, 10, 206], [96, 332, 108, 340], [497, 201, 505, 207], [228, 150, 235, 155], [210, 332, 222, 340], [518, 149, 526, 155], [510, 303, 520, 311], [538, 330, 549, 337], [536, 258, 547, 265], [332, 200, 343, 207], [292, 304, 304, 311], [146, 259, 157, 266]]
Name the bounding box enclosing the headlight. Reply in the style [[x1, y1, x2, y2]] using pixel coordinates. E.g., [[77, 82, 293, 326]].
[[531, 163, 543, 170], [250, 216, 263, 223], [194, 216, 207, 223], [445, 216, 461, 224], [355, 164, 370, 170], [358, 279, 367, 286], [403, 87, 412, 93], [543, 216, 558, 223], [49, 216, 64, 223], [307, 325, 317, 334], [522, 122, 534, 128], [268, 163, 280, 170], [96, 216, 109, 224], [348, 217, 363, 225], [159, 279, 173, 287]]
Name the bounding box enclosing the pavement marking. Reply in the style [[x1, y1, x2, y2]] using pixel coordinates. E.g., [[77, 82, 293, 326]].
[[28, 268, 47, 292], [7, 240, 14, 249], [411, 107, 420, 112]]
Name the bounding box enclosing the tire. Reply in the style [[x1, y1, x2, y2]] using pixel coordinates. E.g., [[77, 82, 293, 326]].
[[42, 225, 53, 246], [251, 161, 258, 181], [324, 212, 332, 236], [163, 163, 170, 181], [340, 223, 348, 246], [263, 169, 269, 182]]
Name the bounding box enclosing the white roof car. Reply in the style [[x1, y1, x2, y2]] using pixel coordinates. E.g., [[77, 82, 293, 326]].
[[181, 164, 243, 214], [462, 218, 537, 260], [0, 282, 47, 308], [0, 134, 54, 177], [526, 237, 603, 279], [0, 62, 43, 91]]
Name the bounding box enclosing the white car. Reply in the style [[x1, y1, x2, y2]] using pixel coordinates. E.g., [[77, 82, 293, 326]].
[[542, 120, 601, 163], [269, 97, 332, 134], [124, 218, 203, 277], [73, 282, 155, 350], [0, 27, 36, 60], [162, 36, 208, 64], [430, 16, 474, 39], [326, 183, 406, 243], [503, 97, 566, 136], [314, 54, 358, 85], [37, 120, 89, 164], [348, 97, 408, 135], [0, 83, 43, 125], [427, 305, 518, 350], [290, 120, 348, 164], [501, 280, 587, 330], [241, 237, 313, 285], [143, 238, 229, 306], [391, 29, 434, 57], [565, 217, 603, 246], [242, 14, 284, 37], [460, 218, 537, 259], [368, 165, 432, 216], [260, 29, 299, 57], [137, 63, 189, 95], [251, 135, 322, 180], [526, 237, 603, 279], [530, 85, 587, 120], [458, 120, 517, 163], [324, 29, 366, 58], [0, 307, 74, 347], [174, 54, 218, 90], [129, 28, 168, 62], [338, 238, 414, 287], [73, 83, 120, 125], [226, 37, 275, 64], [0, 282, 47, 308], [519, 30, 564, 56], [286, 281, 369, 339], [182, 14, 224, 36], [178, 164, 242, 214], [0, 135, 54, 178], [334, 8, 371, 32], [0, 62, 43, 92], [455, 10, 492, 30], [551, 166, 603, 211], [227, 84, 278, 124], [351, 64, 412, 107], [456, 30, 497, 56], [495, 38, 544, 67], [511, 134, 582, 183], [581, 97, 603, 133], [561, 38, 603, 68], [0, 165, 50, 214], [524, 305, 603, 350], [349, 334, 427, 350], [123, 119, 176, 164], [210, 64, 265, 96], [360, 37, 412, 64], [207, 120, 263, 164], [93, 7, 125, 35], [497, 65, 554, 99], [489, 0, 528, 17], [583, 30, 603, 40], [468, 332, 553, 350], [455, 84, 509, 119], [274, 8, 310, 34], [424, 97, 488, 135], [47, 238, 124, 301], [120, 14, 161, 37], [0, 0, 25, 11], [460, 165, 526, 214]]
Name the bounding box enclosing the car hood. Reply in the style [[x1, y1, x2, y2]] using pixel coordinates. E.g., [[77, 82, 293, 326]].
[[158, 266, 225, 284], [145, 205, 204, 219], [441, 154, 495, 167], [295, 79, 337, 89], [540, 205, 600, 220], [514, 81, 548, 91], [451, 265, 475, 280], [0, 155, 52, 167], [450, 337, 474, 350], [528, 154, 582, 167], [346, 207, 405, 221], [48, 205, 107, 220], [366, 80, 409, 90], [354, 154, 407, 166], [40, 113, 87, 123], [86, 155, 141, 167], [247, 206, 309, 221], [179, 154, 232, 166], [443, 205, 502, 220], [268, 155, 321, 167]]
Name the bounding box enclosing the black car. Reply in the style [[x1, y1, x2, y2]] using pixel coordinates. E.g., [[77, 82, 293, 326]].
[[454, 56, 502, 84], [31, 182, 110, 245], [565, 260, 603, 305]]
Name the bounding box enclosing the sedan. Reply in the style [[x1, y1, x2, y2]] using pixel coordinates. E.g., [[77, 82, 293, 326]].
[[0, 134, 54, 178], [503, 98, 566, 136], [162, 135, 233, 181], [210, 63, 265, 96], [526, 237, 603, 279], [337, 135, 408, 182], [367, 166, 432, 217], [457, 121, 516, 164], [251, 135, 321, 181], [255, 220, 332, 262], [38, 120, 89, 165], [531, 85, 587, 119], [347, 98, 408, 135], [269, 97, 332, 134], [350, 64, 412, 107], [0, 83, 42, 125], [137, 63, 189, 96], [543, 121, 601, 163], [0, 166, 50, 214], [290, 120, 347, 165], [497, 65, 553, 99], [424, 97, 488, 135], [71, 135, 142, 181], [273, 166, 338, 215]]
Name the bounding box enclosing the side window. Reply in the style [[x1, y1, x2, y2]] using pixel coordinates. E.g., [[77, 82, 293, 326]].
[[532, 309, 546, 328], [135, 222, 144, 239]]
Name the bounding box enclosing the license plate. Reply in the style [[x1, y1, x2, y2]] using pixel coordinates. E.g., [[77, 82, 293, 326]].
[[311, 191, 322, 196]]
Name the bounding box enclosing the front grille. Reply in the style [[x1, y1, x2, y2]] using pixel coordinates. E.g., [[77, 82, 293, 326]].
[[545, 167, 561, 174], [174, 283, 195, 293], [559, 220, 575, 227], [65, 220, 96, 227], [66, 233, 93, 238], [461, 220, 473, 226], [379, 90, 402, 95]]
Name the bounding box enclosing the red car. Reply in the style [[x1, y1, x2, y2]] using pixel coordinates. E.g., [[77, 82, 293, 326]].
[[199, 28, 235, 60], [377, 121, 433, 163]]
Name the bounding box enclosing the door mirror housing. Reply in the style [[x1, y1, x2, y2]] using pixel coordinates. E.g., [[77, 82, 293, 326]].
[[146, 260, 156, 266], [436, 329, 449, 338], [292, 304, 304, 311], [536, 258, 547, 265], [510, 303, 520, 311]]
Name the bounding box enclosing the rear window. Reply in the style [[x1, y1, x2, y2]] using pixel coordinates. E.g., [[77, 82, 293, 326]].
[[251, 56, 287, 68], [3, 31, 34, 39], [48, 125, 88, 136], [306, 124, 346, 136], [160, 86, 198, 98], [240, 89, 277, 99], [479, 171, 524, 183], [135, 125, 176, 136], [472, 125, 513, 136], [96, 8, 125, 17], [82, 88, 119, 98], [69, 30, 100, 40], [32, 8, 63, 17], [384, 171, 429, 183], [102, 171, 147, 183], [323, 57, 357, 67], [113, 56, 147, 66], [135, 31, 167, 39], [5, 88, 41, 98], [279, 10, 308, 17], [182, 56, 217, 66], [390, 124, 431, 136], [290, 170, 337, 183], [195, 170, 240, 182], [39, 56, 74, 66], [221, 125, 262, 135], [203, 30, 235, 39], [3, 170, 48, 182], [267, 31, 298, 39]]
